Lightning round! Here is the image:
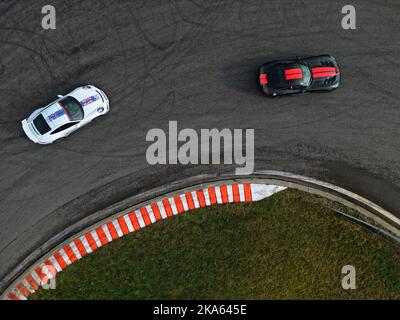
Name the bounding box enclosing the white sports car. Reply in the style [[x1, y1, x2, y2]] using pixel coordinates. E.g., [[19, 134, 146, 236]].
[[22, 85, 109, 144]]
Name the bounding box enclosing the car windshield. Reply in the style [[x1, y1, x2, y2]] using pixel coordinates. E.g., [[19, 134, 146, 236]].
[[300, 65, 312, 86], [59, 96, 84, 121], [33, 114, 51, 135]]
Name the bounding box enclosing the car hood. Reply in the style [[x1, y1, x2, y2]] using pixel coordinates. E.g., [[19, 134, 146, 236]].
[[304, 56, 340, 88]]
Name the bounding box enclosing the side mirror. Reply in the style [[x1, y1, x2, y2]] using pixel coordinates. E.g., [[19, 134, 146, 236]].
[[57, 95, 63, 98]]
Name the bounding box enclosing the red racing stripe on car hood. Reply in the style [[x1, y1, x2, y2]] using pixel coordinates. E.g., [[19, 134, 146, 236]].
[[285, 68, 303, 80], [312, 67, 339, 78]]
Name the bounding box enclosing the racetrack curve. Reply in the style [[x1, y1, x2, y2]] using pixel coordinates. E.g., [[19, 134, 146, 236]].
[[1, 0, 400, 288]]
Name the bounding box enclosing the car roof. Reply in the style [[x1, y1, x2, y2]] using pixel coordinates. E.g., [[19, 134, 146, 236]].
[[41, 101, 72, 130]]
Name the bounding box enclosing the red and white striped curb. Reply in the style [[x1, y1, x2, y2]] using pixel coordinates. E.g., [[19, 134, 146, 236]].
[[3, 183, 285, 300]]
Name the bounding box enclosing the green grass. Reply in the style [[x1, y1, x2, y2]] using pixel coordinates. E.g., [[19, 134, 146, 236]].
[[32, 189, 400, 300]]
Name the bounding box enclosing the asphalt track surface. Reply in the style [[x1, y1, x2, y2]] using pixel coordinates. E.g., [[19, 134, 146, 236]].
[[1, 0, 400, 286]]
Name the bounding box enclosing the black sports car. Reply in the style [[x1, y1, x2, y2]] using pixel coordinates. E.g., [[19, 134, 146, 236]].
[[259, 55, 340, 96]]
